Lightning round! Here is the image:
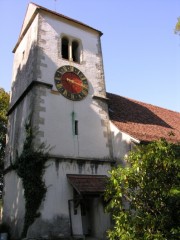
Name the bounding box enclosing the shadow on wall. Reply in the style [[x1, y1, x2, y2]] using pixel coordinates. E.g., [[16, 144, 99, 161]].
[[27, 215, 70, 238], [10, 42, 39, 108], [111, 127, 132, 166], [3, 172, 24, 238]]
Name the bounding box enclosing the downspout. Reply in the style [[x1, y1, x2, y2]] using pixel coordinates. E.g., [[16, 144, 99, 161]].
[[68, 199, 74, 236]]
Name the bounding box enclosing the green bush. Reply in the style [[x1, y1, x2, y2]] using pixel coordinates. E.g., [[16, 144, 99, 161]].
[[105, 139, 180, 240]]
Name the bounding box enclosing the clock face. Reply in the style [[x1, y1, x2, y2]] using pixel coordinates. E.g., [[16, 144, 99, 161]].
[[54, 65, 89, 101]]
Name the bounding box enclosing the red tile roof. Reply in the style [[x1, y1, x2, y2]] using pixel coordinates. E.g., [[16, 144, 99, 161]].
[[107, 92, 180, 143], [67, 174, 108, 195]]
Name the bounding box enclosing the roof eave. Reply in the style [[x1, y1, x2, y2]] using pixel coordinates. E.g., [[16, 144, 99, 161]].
[[32, 2, 103, 36], [13, 3, 103, 53], [13, 8, 39, 53]]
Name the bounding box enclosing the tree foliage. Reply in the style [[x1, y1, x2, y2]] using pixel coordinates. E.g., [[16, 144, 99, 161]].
[[0, 88, 9, 196], [105, 139, 180, 240], [0, 88, 9, 162], [175, 17, 180, 34]]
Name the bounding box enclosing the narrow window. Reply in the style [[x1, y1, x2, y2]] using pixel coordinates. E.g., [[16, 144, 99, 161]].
[[75, 120, 78, 135], [62, 37, 69, 60], [72, 40, 79, 63]]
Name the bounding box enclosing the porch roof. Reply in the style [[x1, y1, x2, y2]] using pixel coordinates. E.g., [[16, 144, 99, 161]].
[[67, 174, 108, 195]]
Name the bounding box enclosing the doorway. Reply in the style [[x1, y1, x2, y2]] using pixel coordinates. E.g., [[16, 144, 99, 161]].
[[81, 197, 103, 239]]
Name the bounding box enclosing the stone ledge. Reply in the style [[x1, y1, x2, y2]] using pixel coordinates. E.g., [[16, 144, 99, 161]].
[[22, 237, 85, 240]]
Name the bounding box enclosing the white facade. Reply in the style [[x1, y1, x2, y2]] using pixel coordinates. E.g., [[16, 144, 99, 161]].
[[110, 122, 139, 163], [3, 3, 135, 239]]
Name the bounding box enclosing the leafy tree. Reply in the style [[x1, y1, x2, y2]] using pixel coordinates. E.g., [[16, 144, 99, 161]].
[[0, 88, 9, 197], [105, 139, 180, 240], [175, 17, 180, 34]]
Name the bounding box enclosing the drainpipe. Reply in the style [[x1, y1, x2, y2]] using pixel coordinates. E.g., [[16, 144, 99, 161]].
[[68, 199, 74, 236]]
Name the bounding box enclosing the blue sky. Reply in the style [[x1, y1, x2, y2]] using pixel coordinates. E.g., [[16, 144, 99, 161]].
[[1, 0, 180, 112]]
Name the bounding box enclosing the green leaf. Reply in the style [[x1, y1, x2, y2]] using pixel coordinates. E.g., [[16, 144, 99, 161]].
[[105, 139, 180, 240]]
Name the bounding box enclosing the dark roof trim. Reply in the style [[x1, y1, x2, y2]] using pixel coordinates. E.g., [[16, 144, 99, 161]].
[[7, 81, 52, 115], [92, 95, 109, 102], [4, 159, 114, 175], [50, 155, 115, 164]]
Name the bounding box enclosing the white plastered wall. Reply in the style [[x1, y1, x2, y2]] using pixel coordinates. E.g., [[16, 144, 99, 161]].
[[110, 121, 139, 163], [27, 160, 111, 237], [36, 13, 111, 159]]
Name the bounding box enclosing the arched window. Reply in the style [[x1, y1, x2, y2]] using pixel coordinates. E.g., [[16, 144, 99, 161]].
[[72, 40, 80, 63], [61, 36, 81, 63], [61, 37, 69, 60]]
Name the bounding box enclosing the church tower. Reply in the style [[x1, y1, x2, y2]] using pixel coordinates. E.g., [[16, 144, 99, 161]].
[[3, 3, 113, 239]]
